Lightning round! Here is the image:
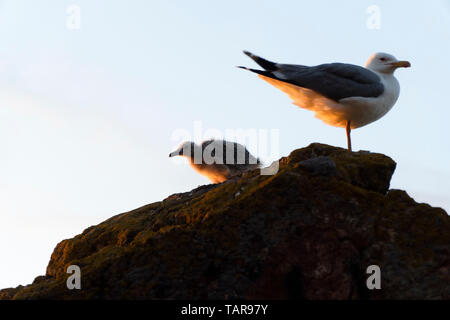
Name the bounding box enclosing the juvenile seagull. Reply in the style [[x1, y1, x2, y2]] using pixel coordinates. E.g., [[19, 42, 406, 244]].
[[169, 139, 261, 183], [239, 51, 410, 151]]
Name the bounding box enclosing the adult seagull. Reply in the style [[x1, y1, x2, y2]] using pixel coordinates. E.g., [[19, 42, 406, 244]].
[[238, 51, 410, 151]]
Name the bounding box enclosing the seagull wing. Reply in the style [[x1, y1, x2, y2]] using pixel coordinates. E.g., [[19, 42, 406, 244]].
[[240, 52, 384, 101], [201, 140, 260, 166]]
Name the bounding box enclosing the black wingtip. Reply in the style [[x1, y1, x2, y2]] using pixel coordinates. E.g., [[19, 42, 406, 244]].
[[236, 65, 272, 78], [241, 50, 277, 71]]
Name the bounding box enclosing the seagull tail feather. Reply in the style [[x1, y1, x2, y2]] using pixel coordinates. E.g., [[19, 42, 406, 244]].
[[237, 66, 272, 78], [243, 50, 277, 71]]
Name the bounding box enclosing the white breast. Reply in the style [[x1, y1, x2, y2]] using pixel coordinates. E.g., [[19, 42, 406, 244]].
[[338, 73, 400, 128]]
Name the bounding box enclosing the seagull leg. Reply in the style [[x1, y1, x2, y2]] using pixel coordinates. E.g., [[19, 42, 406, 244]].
[[346, 120, 352, 152]]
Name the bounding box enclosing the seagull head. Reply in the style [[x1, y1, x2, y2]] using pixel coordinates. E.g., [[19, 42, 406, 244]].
[[169, 141, 196, 158], [365, 52, 411, 74]]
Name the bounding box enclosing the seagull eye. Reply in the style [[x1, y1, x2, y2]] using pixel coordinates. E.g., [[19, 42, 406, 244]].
[[380, 57, 387, 62]]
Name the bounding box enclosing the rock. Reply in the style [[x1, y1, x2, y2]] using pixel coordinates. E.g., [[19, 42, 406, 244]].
[[1, 143, 448, 300], [298, 156, 337, 176], [287, 143, 397, 194], [0, 286, 23, 300]]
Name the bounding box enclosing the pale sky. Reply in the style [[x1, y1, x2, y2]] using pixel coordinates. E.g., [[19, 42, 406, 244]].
[[1, 0, 449, 289]]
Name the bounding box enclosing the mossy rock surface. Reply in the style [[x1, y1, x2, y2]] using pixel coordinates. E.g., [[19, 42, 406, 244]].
[[1, 143, 449, 299]]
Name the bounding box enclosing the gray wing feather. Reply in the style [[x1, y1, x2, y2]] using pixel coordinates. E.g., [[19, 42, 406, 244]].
[[201, 140, 260, 166], [274, 63, 384, 101]]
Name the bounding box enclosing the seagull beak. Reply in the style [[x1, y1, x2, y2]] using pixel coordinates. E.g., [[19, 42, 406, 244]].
[[390, 61, 411, 68], [169, 150, 181, 157]]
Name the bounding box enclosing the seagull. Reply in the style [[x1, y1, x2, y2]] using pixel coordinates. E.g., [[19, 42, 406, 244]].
[[169, 139, 261, 183], [238, 51, 410, 151]]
